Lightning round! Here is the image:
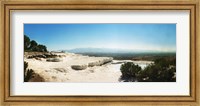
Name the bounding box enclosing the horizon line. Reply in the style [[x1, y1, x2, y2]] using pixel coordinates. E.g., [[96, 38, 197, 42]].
[[52, 47, 176, 53]]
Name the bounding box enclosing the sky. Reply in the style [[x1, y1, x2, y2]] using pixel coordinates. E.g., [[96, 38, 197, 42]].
[[24, 24, 176, 52]]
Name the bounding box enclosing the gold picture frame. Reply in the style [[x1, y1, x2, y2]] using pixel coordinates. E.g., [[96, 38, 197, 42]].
[[0, 0, 199, 106]]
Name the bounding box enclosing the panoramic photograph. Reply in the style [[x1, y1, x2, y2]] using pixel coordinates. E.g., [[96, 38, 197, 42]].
[[24, 24, 176, 82]]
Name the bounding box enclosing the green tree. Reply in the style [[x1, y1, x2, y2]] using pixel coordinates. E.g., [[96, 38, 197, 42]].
[[29, 40, 39, 51], [24, 35, 48, 52], [24, 35, 30, 51], [141, 64, 162, 82], [137, 58, 176, 82], [120, 58, 176, 82], [29, 40, 38, 49], [120, 62, 142, 82], [38, 44, 47, 52]]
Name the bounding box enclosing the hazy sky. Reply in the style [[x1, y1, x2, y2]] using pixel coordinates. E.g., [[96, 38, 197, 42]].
[[24, 24, 176, 52]]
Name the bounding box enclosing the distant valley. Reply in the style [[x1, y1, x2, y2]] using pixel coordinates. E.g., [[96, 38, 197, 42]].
[[62, 48, 176, 60]]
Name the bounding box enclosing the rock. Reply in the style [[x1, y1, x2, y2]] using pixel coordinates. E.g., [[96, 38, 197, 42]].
[[88, 61, 98, 67], [44, 53, 57, 58], [102, 57, 113, 64], [53, 68, 67, 73], [71, 64, 87, 70], [46, 58, 62, 62], [88, 57, 113, 67], [27, 54, 46, 59], [35, 57, 42, 61]]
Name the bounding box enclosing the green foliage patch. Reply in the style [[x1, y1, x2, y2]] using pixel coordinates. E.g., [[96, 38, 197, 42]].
[[24, 61, 35, 82], [120, 58, 176, 82], [24, 35, 47, 52]]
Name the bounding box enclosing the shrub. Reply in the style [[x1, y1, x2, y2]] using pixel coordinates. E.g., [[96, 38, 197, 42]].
[[137, 58, 176, 82], [138, 64, 175, 82], [120, 62, 142, 82], [120, 58, 176, 82], [24, 62, 35, 82]]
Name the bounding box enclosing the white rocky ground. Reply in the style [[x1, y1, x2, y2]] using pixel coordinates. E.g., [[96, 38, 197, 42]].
[[24, 52, 153, 82]]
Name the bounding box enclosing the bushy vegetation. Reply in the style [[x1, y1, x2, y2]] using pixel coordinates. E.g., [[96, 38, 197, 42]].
[[120, 62, 142, 82], [24, 61, 35, 82], [120, 58, 176, 82], [24, 35, 47, 52]]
